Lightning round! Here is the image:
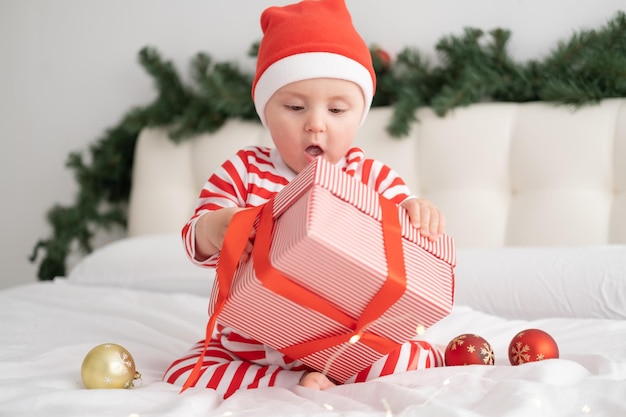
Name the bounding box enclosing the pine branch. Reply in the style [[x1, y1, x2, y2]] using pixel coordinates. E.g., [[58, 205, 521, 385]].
[[137, 47, 193, 125], [169, 53, 257, 140], [536, 11, 626, 104], [384, 48, 434, 136]]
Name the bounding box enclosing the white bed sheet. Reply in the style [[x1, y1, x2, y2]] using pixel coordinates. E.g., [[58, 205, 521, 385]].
[[1, 279, 625, 417]]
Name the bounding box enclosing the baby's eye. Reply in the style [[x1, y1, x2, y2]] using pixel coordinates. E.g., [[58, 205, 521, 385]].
[[285, 105, 304, 111], [329, 108, 346, 114]]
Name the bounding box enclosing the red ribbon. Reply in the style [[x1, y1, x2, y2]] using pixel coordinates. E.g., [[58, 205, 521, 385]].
[[181, 188, 406, 391], [180, 205, 261, 392]]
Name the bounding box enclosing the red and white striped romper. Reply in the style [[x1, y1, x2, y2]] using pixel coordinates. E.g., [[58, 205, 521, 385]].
[[163, 146, 444, 398]]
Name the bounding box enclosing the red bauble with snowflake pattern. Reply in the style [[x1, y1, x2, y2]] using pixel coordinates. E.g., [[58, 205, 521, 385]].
[[444, 334, 495, 366], [508, 328, 559, 365]]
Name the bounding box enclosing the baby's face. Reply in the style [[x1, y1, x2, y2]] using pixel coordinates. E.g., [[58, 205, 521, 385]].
[[264, 78, 365, 173]]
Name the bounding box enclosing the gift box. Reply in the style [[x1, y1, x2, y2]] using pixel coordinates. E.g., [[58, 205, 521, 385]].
[[208, 157, 455, 383]]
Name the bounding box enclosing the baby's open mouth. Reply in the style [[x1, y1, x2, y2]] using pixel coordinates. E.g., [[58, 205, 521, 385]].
[[305, 145, 323, 157]]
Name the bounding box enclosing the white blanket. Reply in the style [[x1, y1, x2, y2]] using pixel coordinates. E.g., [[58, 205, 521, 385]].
[[2, 278, 625, 417]]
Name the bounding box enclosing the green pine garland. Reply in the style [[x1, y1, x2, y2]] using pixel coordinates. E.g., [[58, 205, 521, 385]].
[[30, 11, 626, 280]]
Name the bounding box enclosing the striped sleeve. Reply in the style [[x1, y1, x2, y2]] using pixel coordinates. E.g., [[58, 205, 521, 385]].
[[352, 156, 412, 205], [182, 146, 290, 267]]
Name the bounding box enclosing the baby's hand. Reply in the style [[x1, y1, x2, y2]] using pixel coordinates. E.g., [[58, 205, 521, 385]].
[[195, 207, 255, 262], [401, 198, 445, 241]]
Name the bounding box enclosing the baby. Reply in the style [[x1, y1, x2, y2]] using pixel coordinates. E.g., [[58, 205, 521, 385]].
[[164, 0, 445, 398]]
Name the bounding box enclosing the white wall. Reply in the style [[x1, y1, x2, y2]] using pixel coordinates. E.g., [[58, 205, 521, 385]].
[[1, 0, 624, 289]]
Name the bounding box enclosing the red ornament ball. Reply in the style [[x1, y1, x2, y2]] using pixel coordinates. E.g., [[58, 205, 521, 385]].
[[444, 334, 495, 366], [508, 328, 559, 365], [371, 45, 392, 70]]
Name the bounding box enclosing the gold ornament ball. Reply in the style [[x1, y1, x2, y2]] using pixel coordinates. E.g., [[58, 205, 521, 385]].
[[81, 343, 141, 389]]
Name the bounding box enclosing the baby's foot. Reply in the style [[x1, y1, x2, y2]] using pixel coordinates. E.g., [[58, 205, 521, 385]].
[[299, 372, 336, 390]]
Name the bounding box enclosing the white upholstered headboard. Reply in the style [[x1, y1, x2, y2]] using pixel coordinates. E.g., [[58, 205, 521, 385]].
[[128, 99, 626, 248]]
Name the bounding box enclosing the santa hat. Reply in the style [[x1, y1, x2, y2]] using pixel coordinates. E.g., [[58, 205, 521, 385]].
[[252, 0, 376, 126]]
